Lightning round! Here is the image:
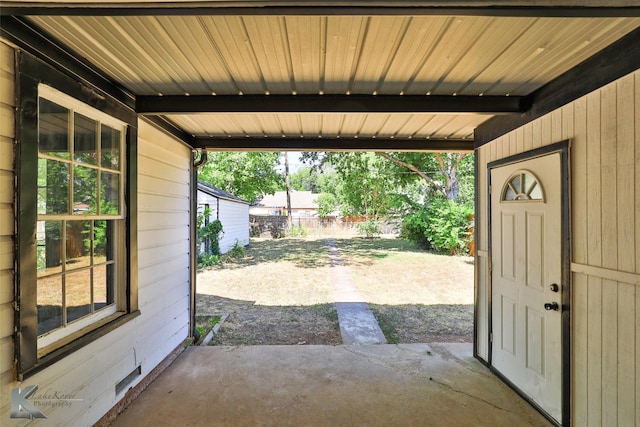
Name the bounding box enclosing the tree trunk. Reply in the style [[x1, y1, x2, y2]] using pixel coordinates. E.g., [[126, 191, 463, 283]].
[[284, 152, 293, 229]]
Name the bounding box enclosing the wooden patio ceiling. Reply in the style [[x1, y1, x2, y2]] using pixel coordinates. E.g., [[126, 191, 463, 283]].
[[2, 2, 640, 151]]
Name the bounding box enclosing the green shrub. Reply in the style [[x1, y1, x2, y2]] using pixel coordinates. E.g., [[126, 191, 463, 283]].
[[198, 253, 220, 268], [288, 225, 308, 237], [271, 227, 285, 239], [357, 219, 382, 239], [400, 207, 432, 250], [228, 240, 246, 258], [221, 240, 246, 263], [401, 199, 473, 255], [197, 206, 223, 256]]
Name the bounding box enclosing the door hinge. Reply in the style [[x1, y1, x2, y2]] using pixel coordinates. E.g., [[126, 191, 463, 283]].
[[490, 332, 493, 343]]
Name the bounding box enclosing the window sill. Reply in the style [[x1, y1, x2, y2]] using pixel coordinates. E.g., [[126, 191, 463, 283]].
[[20, 310, 141, 380]]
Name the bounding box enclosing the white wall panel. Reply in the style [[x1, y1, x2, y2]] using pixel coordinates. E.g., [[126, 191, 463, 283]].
[[218, 199, 250, 254], [476, 69, 640, 424]]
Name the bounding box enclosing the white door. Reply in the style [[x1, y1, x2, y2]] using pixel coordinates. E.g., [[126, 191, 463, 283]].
[[490, 152, 563, 423]]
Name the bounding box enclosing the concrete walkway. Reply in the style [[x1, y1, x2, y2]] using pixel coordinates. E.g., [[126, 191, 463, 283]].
[[327, 240, 387, 345], [110, 343, 552, 427]]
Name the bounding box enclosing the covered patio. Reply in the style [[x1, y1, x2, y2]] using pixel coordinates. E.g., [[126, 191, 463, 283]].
[[108, 343, 551, 426], [2, 2, 639, 426]]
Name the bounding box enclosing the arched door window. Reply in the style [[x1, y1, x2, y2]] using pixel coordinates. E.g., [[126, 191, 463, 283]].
[[501, 170, 544, 202]]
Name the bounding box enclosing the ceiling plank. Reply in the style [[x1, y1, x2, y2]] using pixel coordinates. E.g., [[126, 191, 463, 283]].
[[137, 94, 526, 114], [475, 25, 640, 147], [3, 2, 640, 17], [193, 137, 474, 152]]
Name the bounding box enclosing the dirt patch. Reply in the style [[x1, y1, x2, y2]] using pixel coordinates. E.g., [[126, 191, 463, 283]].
[[370, 304, 473, 344], [196, 236, 473, 346], [209, 303, 341, 346]]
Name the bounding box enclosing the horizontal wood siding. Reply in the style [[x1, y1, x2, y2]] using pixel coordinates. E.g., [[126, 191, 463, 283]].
[[0, 99, 192, 423], [218, 199, 250, 254], [0, 41, 15, 408], [136, 119, 191, 386], [476, 69, 640, 424]]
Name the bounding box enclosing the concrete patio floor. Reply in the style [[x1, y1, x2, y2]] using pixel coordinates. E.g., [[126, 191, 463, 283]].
[[110, 343, 552, 427]]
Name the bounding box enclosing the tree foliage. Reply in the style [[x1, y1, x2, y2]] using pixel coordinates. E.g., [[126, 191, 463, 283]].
[[300, 151, 474, 214], [305, 152, 399, 218], [290, 166, 320, 192], [316, 193, 338, 218], [401, 199, 474, 255], [198, 152, 283, 202], [375, 152, 472, 201]]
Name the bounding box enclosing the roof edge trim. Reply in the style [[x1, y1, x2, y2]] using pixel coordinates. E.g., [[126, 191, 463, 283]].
[[3, 2, 640, 17]]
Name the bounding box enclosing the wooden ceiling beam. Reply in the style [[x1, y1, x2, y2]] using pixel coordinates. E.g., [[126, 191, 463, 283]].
[[137, 94, 526, 115]]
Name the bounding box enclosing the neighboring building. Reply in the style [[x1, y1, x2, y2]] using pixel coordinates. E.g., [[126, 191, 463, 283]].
[[197, 181, 249, 254], [251, 191, 319, 217]]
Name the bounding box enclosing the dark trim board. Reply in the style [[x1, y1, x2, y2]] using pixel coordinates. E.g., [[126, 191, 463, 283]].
[[3, 2, 640, 17], [193, 137, 474, 152], [15, 49, 141, 379], [472, 148, 479, 360], [475, 26, 640, 148], [486, 141, 571, 427], [137, 94, 525, 115]]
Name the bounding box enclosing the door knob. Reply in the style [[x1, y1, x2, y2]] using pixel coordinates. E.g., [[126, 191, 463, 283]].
[[549, 283, 559, 292], [544, 302, 559, 311]]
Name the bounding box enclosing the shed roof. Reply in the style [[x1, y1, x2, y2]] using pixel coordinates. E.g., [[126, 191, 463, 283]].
[[197, 181, 250, 204]]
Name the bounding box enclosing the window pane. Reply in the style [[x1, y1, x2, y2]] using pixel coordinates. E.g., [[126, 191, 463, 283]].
[[101, 172, 120, 215], [510, 176, 521, 194], [36, 221, 63, 277], [94, 264, 115, 311], [39, 98, 69, 159], [74, 112, 97, 165], [38, 275, 63, 335], [38, 158, 69, 215], [94, 220, 114, 263], [66, 220, 92, 270], [66, 269, 91, 323], [73, 165, 97, 214], [101, 125, 121, 170]]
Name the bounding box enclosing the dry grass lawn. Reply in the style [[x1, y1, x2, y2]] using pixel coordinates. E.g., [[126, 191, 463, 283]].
[[196, 235, 474, 345]]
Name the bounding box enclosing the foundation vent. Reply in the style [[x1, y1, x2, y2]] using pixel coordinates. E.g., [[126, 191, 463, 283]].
[[116, 365, 142, 395]]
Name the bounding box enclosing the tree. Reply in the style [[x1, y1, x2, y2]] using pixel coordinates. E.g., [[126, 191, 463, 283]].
[[290, 166, 320, 192], [375, 152, 472, 201], [283, 152, 293, 229], [198, 152, 283, 202], [316, 193, 338, 218], [301, 151, 473, 204], [313, 152, 398, 218]]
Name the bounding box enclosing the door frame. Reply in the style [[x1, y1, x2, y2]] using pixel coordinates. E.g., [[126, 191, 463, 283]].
[[485, 140, 571, 427]]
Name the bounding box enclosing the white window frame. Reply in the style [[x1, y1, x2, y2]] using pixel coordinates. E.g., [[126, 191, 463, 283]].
[[36, 84, 127, 355]]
